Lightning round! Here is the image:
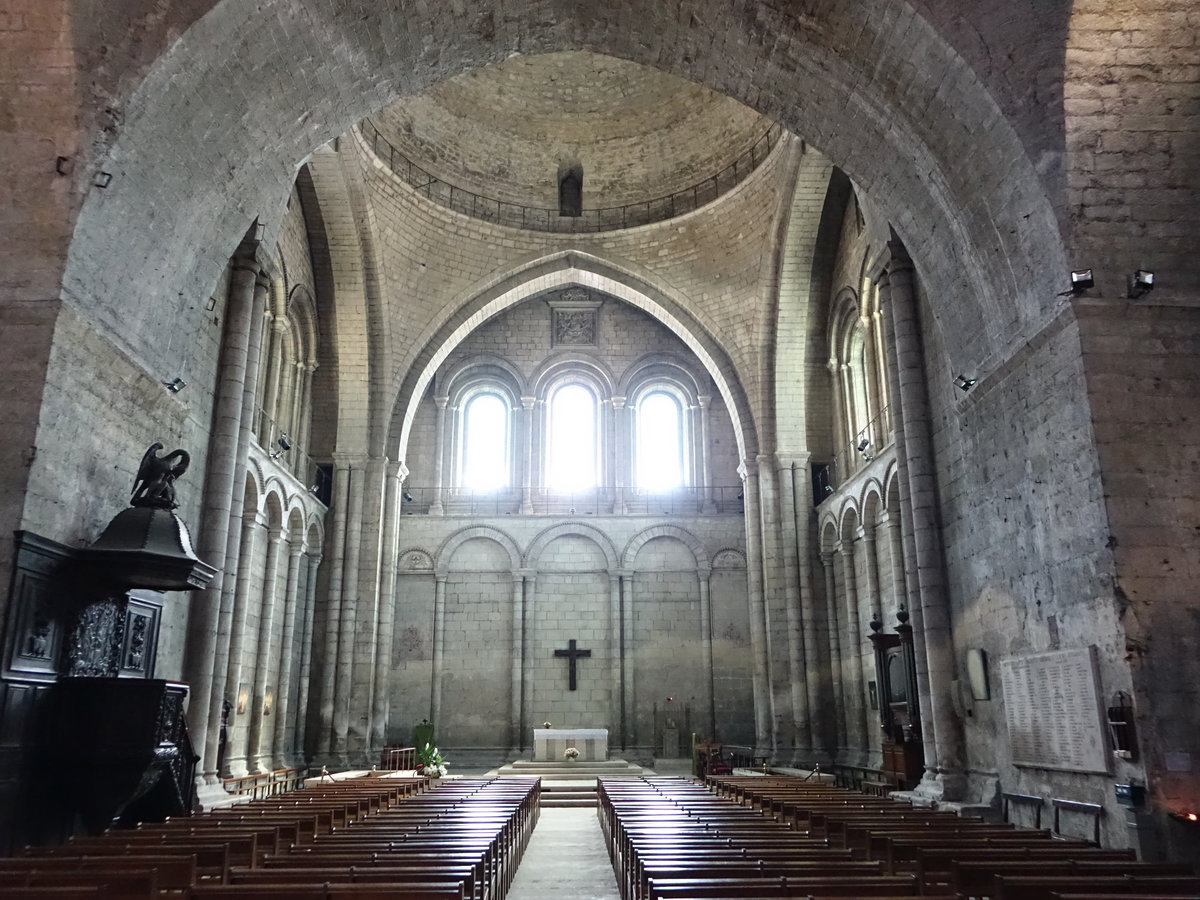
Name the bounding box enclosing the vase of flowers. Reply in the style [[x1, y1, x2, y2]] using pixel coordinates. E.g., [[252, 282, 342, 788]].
[[563, 746, 580, 762], [416, 742, 449, 779]]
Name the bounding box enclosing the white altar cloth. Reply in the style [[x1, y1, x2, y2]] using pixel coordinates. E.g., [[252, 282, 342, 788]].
[[534, 727, 608, 762]]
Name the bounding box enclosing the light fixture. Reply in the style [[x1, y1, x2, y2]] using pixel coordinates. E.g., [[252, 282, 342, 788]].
[[823, 485, 834, 495], [402, 490, 414, 503], [308, 484, 320, 495], [954, 374, 977, 392], [1128, 269, 1154, 299], [1068, 268, 1094, 294], [162, 377, 186, 393], [856, 437, 870, 453], [253, 218, 267, 241], [269, 434, 292, 460]]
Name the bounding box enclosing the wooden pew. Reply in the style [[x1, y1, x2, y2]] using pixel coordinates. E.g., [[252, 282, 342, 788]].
[[992, 874, 1200, 900]]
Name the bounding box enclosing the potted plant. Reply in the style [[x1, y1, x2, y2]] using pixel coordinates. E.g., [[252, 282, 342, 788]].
[[416, 742, 448, 779]]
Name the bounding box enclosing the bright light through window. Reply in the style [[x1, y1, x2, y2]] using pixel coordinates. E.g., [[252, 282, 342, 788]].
[[637, 391, 683, 490], [548, 384, 596, 490], [462, 393, 508, 490]]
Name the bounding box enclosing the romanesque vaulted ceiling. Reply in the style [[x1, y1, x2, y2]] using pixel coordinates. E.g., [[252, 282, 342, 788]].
[[364, 51, 774, 214]]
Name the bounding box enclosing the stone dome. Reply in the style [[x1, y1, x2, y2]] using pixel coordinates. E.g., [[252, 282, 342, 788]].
[[364, 51, 776, 218]]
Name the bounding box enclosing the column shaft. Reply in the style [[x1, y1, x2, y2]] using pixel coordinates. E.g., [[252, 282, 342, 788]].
[[249, 531, 284, 772], [295, 553, 321, 763], [273, 544, 304, 768], [822, 554, 846, 752]]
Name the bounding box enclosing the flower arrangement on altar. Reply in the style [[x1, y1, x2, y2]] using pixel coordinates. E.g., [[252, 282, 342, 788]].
[[563, 746, 580, 761], [416, 742, 448, 778]]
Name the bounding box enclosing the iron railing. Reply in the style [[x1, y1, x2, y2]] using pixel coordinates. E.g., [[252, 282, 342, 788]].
[[359, 119, 784, 234], [399, 485, 745, 516], [255, 408, 330, 504], [816, 405, 894, 501]]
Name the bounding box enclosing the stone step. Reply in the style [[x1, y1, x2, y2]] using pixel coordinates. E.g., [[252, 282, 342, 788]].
[[539, 784, 598, 808]]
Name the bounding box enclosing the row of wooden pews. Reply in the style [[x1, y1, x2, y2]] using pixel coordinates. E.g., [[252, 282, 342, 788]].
[[599, 776, 916, 899], [0, 774, 541, 900], [702, 775, 1199, 899]]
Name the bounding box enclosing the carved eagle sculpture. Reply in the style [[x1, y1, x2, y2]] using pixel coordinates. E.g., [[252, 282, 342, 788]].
[[131, 442, 191, 510]]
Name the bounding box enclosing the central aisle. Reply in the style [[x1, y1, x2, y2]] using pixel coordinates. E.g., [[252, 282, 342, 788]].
[[507, 806, 621, 900]]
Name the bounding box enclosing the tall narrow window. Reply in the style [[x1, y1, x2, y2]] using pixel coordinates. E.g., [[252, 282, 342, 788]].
[[547, 384, 596, 490], [637, 391, 684, 490], [461, 393, 509, 490], [558, 162, 583, 217]]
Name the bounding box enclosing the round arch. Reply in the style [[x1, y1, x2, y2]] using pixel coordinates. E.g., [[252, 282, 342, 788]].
[[58, 2, 1069, 392], [523, 522, 619, 572], [621, 525, 710, 573], [434, 526, 522, 576]]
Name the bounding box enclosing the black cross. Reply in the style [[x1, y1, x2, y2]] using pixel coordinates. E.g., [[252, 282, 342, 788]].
[[553, 639, 592, 691]]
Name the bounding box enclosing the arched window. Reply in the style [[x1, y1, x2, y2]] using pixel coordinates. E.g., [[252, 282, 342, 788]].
[[636, 390, 684, 490], [460, 392, 510, 490], [547, 383, 597, 491]]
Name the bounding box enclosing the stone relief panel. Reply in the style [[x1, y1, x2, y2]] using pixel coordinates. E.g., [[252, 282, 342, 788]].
[[548, 288, 602, 348], [398, 549, 434, 572]]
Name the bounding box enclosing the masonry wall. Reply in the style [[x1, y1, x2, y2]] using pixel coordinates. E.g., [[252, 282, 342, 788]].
[[387, 514, 747, 760], [1077, 302, 1200, 861], [923, 291, 1136, 847]]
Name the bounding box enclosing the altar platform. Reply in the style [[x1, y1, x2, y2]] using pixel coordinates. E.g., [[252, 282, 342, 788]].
[[533, 727, 607, 762]]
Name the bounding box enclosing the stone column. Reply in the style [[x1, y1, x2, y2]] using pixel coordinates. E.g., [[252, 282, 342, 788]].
[[222, 513, 262, 777], [826, 359, 847, 480], [611, 396, 628, 514], [430, 574, 448, 729], [698, 568, 716, 740], [332, 460, 366, 765], [510, 571, 527, 754], [837, 540, 867, 755], [295, 551, 321, 764], [370, 461, 404, 754], [188, 239, 264, 783], [821, 552, 846, 752], [296, 362, 317, 462], [249, 528, 284, 772], [882, 249, 964, 797], [273, 540, 304, 768], [857, 527, 883, 754], [698, 395, 716, 513], [619, 570, 634, 748], [316, 459, 351, 758], [519, 396, 535, 514], [740, 461, 774, 754], [609, 572, 623, 744], [262, 315, 287, 437], [429, 395, 448, 515], [791, 455, 823, 757], [777, 456, 811, 758]]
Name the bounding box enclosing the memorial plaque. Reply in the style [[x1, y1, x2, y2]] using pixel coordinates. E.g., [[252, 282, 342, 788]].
[[1001, 646, 1110, 774]]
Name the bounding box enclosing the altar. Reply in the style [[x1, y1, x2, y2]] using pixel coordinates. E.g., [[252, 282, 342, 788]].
[[534, 727, 608, 762]]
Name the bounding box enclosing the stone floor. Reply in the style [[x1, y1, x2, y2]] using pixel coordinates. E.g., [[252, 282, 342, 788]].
[[508, 807, 621, 900]]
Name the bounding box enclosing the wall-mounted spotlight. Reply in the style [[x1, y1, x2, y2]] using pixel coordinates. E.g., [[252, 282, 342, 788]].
[[954, 374, 977, 392], [1068, 268, 1094, 294], [402, 490, 415, 503], [1128, 269, 1154, 299], [308, 484, 321, 495], [270, 433, 292, 459], [162, 377, 186, 393], [856, 437, 871, 453], [253, 219, 267, 241]]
